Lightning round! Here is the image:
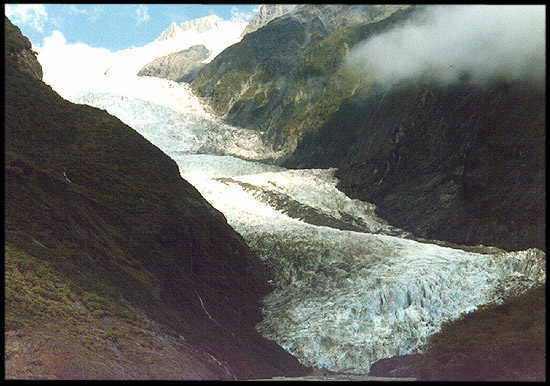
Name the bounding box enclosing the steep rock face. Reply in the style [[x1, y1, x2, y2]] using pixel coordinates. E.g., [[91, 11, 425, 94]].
[[288, 80, 546, 252], [240, 4, 299, 37], [137, 44, 211, 83], [4, 17, 307, 380], [191, 4, 412, 151], [4, 16, 42, 80]]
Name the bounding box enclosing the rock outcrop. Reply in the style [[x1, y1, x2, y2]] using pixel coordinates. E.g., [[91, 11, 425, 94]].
[[4, 17, 308, 380], [4, 16, 42, 80], [137, 44, 211, 83], [240, 4, 299, 37]]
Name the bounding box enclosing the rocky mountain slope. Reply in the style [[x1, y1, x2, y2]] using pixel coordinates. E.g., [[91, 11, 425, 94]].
[[191, 4, 412, 151], [4, 17, 308, 380], [290, 79, 546, 252], [137, 44, 211, 83], [190, 4, 545, 253], [239, 4, 299, 37]]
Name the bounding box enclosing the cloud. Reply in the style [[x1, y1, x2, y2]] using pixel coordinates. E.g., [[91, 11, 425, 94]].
[[346, 5, 546, 88], [135, 4, 150, 25], [35, 30, 114, 96], [230, 6, 259, 22], [68, 5, 88, 16], [5, 3, 49, 32]]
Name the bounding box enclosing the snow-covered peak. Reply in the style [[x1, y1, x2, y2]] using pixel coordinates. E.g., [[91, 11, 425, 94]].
[[156, 14, 239, 41], [36, 15, 247, 99], [180, 14, 226, 33], [156, 21, 180, 41]]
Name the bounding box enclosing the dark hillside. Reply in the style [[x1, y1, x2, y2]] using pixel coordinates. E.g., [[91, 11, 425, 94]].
[[4, 17, 308, 380], [368, 284, 546, 381], [288, 79, 545, 251], [190, 4, 545, 253]]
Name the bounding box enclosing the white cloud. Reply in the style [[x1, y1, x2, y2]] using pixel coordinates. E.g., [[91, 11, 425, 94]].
[[5, 3, 49, 32], [135, 4, 150, 25], [230, 6, 259, 22], [35, 30, 114, 96], [68, 5, 88, 16], [346, 5, 546, 88]]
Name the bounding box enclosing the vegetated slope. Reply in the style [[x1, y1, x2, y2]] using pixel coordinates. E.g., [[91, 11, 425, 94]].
[[4, 17, 308, 380], [419, 284, 546, 381], [191, 3, 545, 252], [191, 4, 412, 152], [289, 79, 546, 252]]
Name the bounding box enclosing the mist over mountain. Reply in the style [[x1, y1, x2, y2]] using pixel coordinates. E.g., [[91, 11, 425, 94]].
[[346, 5, 546, 88], [34, 14, 246, 98]]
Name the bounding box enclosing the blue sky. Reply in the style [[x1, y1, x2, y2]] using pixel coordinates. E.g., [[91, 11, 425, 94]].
[[5, 4, 260, 51]]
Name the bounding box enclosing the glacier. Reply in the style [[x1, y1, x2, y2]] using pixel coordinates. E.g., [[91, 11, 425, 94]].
[[71, 87, 546, 374], [40, 14, 545, 375]]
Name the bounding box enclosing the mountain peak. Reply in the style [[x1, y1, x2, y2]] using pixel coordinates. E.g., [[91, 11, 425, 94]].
[[156, 15, 232, 41], [241, 4, 299, 37], [155, 21, 182, 41], [180, 14, 225, 32]]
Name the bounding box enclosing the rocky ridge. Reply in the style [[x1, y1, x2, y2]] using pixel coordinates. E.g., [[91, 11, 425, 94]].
[[240, 4, 299, 37], [4, 16, 42, 80], [137, 44, 211, 83], [156, 15, 227, 41]]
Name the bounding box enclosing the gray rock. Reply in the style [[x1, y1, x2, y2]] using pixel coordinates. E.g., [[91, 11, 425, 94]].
[[137, 44, 211, 83], [240, 4, 299, 37]]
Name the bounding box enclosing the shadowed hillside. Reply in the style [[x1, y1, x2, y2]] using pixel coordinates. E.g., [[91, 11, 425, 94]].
[[290, 79, 546, 252], [4, 17, 308, 380]]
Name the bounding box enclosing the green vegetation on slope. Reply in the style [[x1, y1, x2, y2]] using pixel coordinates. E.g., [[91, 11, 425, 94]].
[[417, 284, 546, 381], [5, 244, 155, 351], [4, 15, 32, 54], [191, 6, 418, 153]]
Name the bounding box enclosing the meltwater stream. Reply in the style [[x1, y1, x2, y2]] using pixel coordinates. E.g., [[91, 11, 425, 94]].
[[70, 80, 545, 374]]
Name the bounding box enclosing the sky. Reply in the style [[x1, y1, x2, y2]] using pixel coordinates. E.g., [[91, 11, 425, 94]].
[[5, 4, 260, 51]]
